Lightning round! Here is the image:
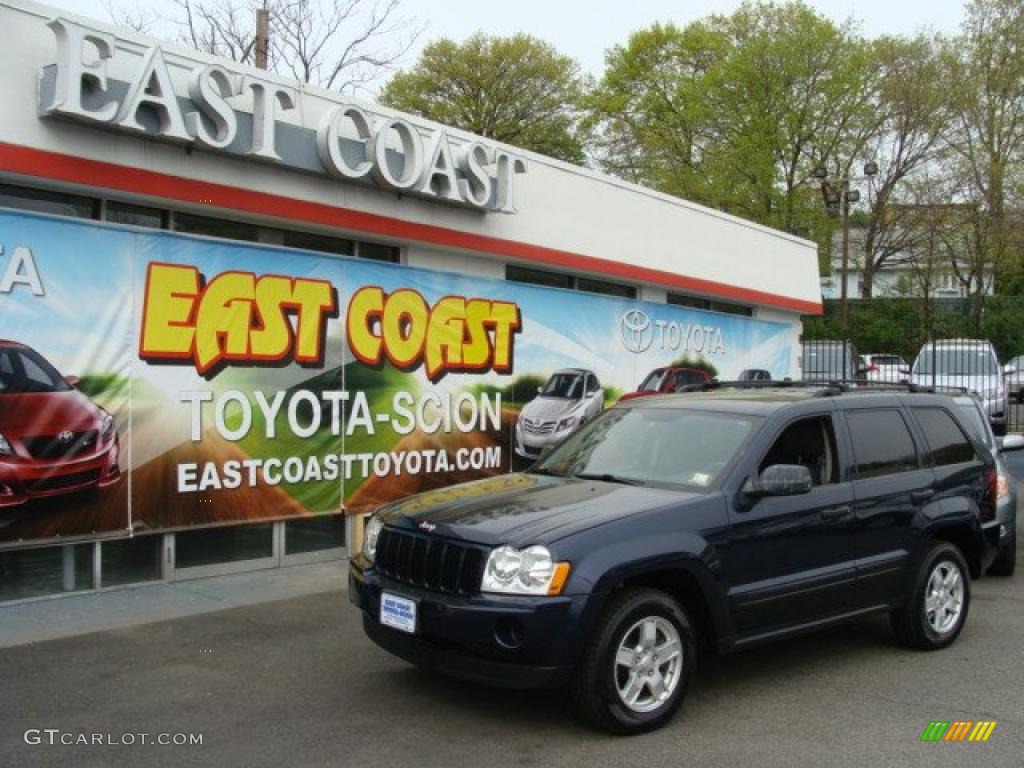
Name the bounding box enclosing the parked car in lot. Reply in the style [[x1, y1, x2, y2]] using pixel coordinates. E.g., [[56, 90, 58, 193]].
[[351, 384, 999, 734], [911, 340, 1007, 434], [618, 366, 711, 402], [0, 340, 120, 506], [1003, 354, 1024, 403], [860, 353, 910, 383], [737, 368, 771, 382], [953, 393, 1021, 576], [801, 340, 861, 381], [513, 368, 604, 460]]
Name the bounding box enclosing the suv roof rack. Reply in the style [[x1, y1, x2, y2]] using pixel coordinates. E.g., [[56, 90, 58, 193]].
[[678, 380, 970, 396]]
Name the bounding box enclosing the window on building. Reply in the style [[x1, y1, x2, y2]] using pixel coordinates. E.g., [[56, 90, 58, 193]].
[[356, 241, 401, 263], [577, 276, 636, 298], [667, 292, 752, 316], [667, 293, 708, 310], [707, 300, 753, 317], [506, 265, 573, 290], [506, 265, 635, 298], [173, 212, 260, 242], [280, 229, 355, 257], [105, 201, 166, 229], [0, 183, 98, 219], [846, 409, 919, 479]]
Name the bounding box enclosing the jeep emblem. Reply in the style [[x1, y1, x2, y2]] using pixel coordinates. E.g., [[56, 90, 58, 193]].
[[418, 521, 436, 533]]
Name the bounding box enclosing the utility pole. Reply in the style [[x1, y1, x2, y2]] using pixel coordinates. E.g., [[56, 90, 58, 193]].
[[255, 6, 270, 70]]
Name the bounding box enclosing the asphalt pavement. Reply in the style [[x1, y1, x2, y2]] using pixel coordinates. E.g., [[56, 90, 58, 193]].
[[1, 541, 1022, 768], [2, 458, 1023, 768]]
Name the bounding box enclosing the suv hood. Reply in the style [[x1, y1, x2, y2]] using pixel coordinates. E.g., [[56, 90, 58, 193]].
[[519, 397, 582, 423], [378, 473, 693, 548]]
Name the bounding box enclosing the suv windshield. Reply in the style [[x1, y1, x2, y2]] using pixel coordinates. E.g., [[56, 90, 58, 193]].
[[536, 407, 759, 489], [0, 347, 72, 395], [914, 349, 998, 376], [541, 373, 584, 399]]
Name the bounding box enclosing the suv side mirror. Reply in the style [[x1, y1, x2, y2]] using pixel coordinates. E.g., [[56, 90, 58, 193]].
[[998, 434, 1024, 452], [744, 464, 813, 497], [64, 375, 79, 388]]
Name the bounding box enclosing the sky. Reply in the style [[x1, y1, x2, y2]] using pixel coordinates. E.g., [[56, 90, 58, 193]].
[[40, 0, 970, 87]]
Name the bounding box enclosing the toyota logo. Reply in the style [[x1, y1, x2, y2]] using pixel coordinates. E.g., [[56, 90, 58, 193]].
[[619, 309, 653, 354], [57, 430, 75, 443]]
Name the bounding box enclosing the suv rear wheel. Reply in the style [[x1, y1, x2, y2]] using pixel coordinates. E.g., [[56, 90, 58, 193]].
[[571, 588, 696, 734], [891, 542, 971, 650]]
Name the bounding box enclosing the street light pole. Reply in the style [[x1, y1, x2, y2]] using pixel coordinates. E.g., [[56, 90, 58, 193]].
[[814, 162, 876, 335], [840, 177, 850, 330]]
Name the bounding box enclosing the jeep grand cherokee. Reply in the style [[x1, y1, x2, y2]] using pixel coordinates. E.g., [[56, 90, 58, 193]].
[[349, 385, 999, 734]]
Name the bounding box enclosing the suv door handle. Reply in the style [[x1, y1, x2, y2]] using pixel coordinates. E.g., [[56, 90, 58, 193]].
[[821, 505, 853, 521], [911, 489, 935, 503]]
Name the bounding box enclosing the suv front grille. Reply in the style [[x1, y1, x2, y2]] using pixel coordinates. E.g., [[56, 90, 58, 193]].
[[375, 527, 485, 596]]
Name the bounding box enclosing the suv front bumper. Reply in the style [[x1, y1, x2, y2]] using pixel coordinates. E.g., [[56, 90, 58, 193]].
[[349, 559, 595, 689]]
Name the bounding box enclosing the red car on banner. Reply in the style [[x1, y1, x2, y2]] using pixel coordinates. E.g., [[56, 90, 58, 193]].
[[618, 366, 712, 402], [0, 340, 120, 507]]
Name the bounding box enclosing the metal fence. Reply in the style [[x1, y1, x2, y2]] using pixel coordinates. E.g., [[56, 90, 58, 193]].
[[800, 338, 1022, 435]]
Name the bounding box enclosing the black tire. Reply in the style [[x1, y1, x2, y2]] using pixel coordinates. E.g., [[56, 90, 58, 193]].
[[571, 588, 696, 735], [891, 542, 971, 650], [988, 533, 1016, 577]]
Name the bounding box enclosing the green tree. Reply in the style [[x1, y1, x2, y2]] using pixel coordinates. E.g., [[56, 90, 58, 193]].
[[857, 34, 952, 298], [587, 21, 728, 198], [379, 33, 589, 163], [589, 2, 875, 238], [945, 0, 1024, 294]]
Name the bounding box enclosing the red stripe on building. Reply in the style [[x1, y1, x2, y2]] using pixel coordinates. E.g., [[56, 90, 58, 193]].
[[0, 142, 822, 315]]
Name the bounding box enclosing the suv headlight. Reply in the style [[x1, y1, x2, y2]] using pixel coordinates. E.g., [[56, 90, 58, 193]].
[[0, 432, 11, 456], [362, 515, 384, 562], [482, 545, 570, 595]]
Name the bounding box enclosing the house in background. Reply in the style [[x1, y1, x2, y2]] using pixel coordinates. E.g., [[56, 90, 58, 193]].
[[820, 223, 995, 301]]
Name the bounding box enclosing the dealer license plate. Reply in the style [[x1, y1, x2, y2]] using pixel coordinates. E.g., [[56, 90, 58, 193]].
[[380, 592, 417, 634]]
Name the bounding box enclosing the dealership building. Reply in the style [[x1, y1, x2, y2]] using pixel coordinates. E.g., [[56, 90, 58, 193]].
[[0, 0, 821, 602]]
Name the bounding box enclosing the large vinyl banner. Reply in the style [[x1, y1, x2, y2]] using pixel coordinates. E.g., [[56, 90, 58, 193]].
[[0, 210, 794, 546]]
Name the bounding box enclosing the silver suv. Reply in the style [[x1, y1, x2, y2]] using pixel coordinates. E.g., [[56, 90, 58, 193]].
[[912, 340, 1007, 434]]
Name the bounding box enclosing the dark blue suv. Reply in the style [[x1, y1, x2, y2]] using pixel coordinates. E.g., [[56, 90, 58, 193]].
[[349, 386, 1000, 734]]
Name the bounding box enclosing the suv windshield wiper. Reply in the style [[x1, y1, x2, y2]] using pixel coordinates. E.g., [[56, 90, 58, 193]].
[[573, 472, 644, 486]]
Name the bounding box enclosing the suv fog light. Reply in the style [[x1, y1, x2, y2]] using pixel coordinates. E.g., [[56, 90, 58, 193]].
[[999, 524, 1008, 539], [494, 617, 526, 650]]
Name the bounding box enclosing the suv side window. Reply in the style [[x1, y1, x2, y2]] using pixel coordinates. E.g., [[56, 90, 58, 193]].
[[846, 409, 918, 479], [912, 407, 977, 466], [759, 415, 839, 486]]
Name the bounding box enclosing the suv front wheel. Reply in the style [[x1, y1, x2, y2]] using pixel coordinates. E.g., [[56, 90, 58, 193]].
[[891, 542, 971, 650], [571, 588, 696, 734]]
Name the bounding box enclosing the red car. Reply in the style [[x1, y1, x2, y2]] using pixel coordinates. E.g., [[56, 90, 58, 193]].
[[618, 366, 712, 402], [0, 340, 120, 507]]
